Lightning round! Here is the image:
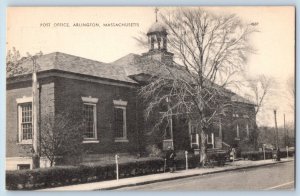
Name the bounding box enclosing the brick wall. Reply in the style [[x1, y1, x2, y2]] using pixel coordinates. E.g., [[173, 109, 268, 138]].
[[54, 76, 141, 155], [6, 72, 257, 165], [6, 77, 55, 158]]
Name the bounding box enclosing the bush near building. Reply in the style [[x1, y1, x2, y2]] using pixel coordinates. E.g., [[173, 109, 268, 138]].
[[6, 150, 231, 190], [241, 149, 294, 161], [7, 155, 202, 190]]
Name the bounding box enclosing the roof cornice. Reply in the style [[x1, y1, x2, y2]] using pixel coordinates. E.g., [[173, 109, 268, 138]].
[[6, 70, 138, 89]]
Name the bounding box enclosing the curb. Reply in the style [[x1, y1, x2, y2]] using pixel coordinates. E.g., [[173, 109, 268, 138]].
[[99, 160, 293, 190]]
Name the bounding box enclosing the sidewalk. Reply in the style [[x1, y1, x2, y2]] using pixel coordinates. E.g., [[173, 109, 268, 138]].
[[40, 158, 293, 191]]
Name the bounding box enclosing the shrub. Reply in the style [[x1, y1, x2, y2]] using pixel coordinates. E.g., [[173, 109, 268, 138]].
[[6, 157, 165, 190], [6, 153, 208, 190], [278, 149, 295, 158], [241, 151, 273, 160], [145, 144, 163, 157], [207, 151, 228, 166]]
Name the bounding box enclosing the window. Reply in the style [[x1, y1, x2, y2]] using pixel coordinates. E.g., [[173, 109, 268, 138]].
[[236, 124, 240, 139], [246, 123, 249, 137], [207, 133, 215, 148], [164, 118, 173, 140], [233, 113, 239, 118], [17, 164, 30, 170], [83, 104, 96, 139], [17, 96, 33, 144], [113, 100, 128, 142], [189, 123, 199, 148], [21, 103, 33, 140], [82, 96, 98, 143], [114, 107, 125, 138], [190, 125, 197, 143]]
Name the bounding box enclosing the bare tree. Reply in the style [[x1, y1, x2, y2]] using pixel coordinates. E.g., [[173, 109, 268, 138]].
[[286, 75, 295, 110], [6, 47, 27, 77], [246, 74, 275, 116], [40, 111, 84, 167], [139, 8, 257, 166]]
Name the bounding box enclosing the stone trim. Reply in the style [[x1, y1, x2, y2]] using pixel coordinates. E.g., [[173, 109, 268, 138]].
[[16, 96, 33, 104], [81, 96, 99, 104], [113, 99, 128, 107]]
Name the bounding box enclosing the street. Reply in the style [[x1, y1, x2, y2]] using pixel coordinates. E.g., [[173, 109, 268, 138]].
[[115, 161, 295, 191]]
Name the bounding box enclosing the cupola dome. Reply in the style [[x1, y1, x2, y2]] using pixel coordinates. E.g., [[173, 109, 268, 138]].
[[147, 22, 167, 35]]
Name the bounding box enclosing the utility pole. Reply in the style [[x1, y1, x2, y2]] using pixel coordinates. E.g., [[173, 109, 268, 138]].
[[274, 110, 279, 149], [31, 55, 40, 169], [284, 114, 289, 147], [284, 114, 286, 146]]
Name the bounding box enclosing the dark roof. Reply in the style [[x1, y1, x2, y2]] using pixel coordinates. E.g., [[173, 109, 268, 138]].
[[10, 52, 137, 84], [112, 53, 141, 66], [231, 94, 255, 105], [11, 51, 255, 105], [112, 53, 255, 105], [112, 53, 170, 77]]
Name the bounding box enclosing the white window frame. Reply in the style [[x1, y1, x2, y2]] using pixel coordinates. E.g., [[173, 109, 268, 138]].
[[207, 133, 215, 148], [113, 100, 128, 142], [246, 123, 249, 137], [189, 121, 199, 148], [236, 124, 240, 138], [164, 118, 173, 140], [82, 96, 99, 143], [16, 96, 33, 144]]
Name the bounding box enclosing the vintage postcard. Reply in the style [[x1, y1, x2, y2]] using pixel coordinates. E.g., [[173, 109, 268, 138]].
[[6, 6, 295, 191]]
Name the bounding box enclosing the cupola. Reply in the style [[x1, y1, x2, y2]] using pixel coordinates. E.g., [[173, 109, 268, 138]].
[[141, 8, 174, 66]]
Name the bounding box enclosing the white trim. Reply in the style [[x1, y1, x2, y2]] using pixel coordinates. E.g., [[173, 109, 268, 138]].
[[236, 124, 240, 138], [17, 140, 32, 145], [81, 96, 98, 104], [246, 123, 249, 137], [113, 99, 128, 107], [189, 121, 199, 148], [243, 114, 249, 118], [16, 96, 33, 104], [82, 139, 99, 144], [212, 133, 215, 148], [219, 118, 222, 138], [114, 139, 129, 143]]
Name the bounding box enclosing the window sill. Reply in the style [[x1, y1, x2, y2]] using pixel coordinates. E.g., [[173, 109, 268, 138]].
[[114, 138, 129, 143], [17, 140, 32, 145], [82, 139, 99, 144]]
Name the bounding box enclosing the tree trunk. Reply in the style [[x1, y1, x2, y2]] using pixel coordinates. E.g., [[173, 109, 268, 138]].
[[199, 130, 207, 167], [50, 159, 54, 167]]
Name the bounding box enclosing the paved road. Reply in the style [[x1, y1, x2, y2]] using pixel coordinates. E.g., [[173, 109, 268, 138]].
[[115, 161, 295, 191]]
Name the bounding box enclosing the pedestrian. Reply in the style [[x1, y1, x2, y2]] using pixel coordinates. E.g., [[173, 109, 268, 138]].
[[230, 148, 236, 162], [165, 146, 176, 173], [276, 148, 281, 161]]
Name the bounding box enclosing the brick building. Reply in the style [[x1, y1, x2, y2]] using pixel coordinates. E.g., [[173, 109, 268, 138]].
[[6, 21, 257, 170]]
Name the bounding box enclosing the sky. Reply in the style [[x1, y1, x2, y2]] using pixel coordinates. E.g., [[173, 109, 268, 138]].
[[6, 6, 295, 127]]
